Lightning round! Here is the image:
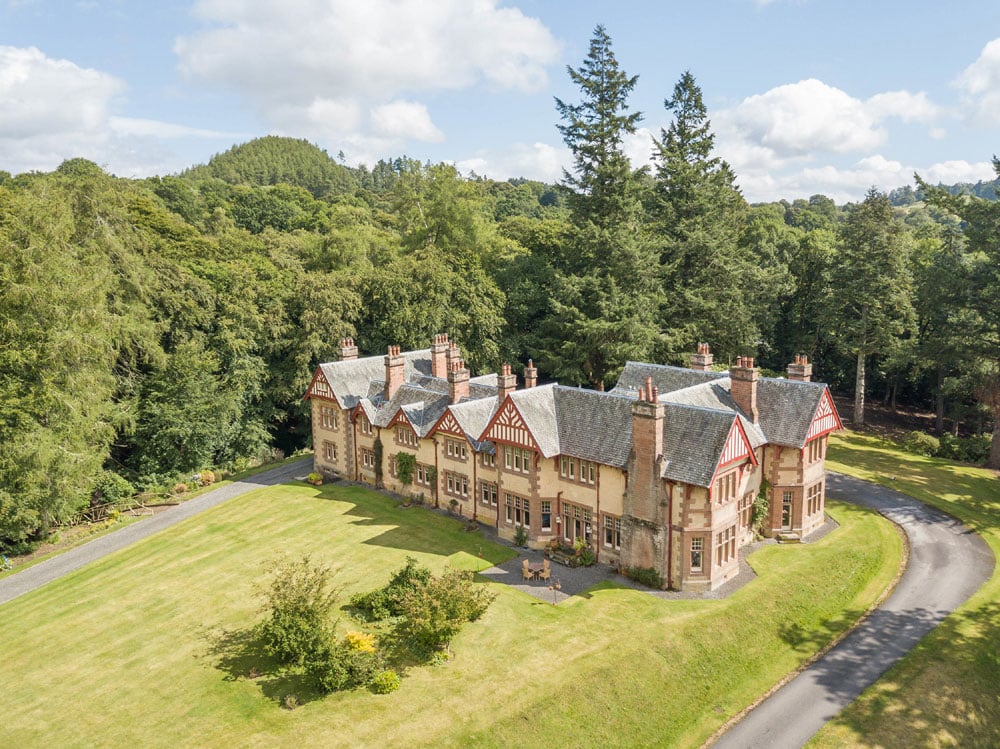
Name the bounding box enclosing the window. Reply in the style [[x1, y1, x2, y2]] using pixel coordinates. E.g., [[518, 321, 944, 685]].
[[715, 525, 737, 566], [359, 414, 372, 435], [481, 452, 496, 468], [415, 464, 432, 487], [604, 515, 622, 550], [690, 538, 703, 572], [395, 425, 417, 447], [807, 439, 823, 464], [504, 446, 531, 474], [807, 482, 823, 515], [505, 493, 529, 527], [319, 405, 339, 431], [480, 481, 498, 506], [361, 448, 376, 469], [559, 455, 576, 479], [446, 438, 467, 461], [738, 492, 754, 528], [445, 471, 469, 498], [322, 441, 337, 463], [560, 457, 596, 485], [782, 491, 793, 528], [715, 470, 738, 504], [580, 460, 596, 485], [540, 501, 551, 531]]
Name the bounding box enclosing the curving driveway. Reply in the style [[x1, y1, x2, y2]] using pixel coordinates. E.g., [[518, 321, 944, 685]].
[[712, 472, 994, 748], [0, 458, 312, 606]]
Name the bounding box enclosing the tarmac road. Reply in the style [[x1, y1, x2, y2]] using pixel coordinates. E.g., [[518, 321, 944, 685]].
[[0, 457, 312, 606], [712, 472, 994, 749]]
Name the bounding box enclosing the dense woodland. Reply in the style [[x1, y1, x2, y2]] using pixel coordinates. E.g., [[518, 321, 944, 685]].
[[2, 26, 999, 552]]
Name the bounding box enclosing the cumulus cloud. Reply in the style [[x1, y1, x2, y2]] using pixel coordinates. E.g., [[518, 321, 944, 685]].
[[866, 90, 942, 124], [371, 100, 444, 143], [455, 141, 568, 182], [955, 37, 1000, 124], [174, 0, 560, 158], [0, 45, 238, 175]]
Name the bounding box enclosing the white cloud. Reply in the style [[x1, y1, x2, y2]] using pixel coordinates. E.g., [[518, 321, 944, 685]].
[[866, 90, 942, 125], [455, 141, 568, 182], [955, 37, 1000, 124], [0, 45, 234, 176], [174, 0, 560, 159], [371, 100, 444, 143]]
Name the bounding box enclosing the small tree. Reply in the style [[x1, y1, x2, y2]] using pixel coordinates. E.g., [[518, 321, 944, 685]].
[[395, 568, 496, 652], [256, 555, 341, 666]]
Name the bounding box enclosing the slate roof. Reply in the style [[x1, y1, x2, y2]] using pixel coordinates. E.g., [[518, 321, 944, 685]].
[[319, 349, 432, 409], [448, 396, 499, 452], [660, 404, 740, 487], [553, 387, 634, 468], [756, 378, 828, 448], [507, 385, 560, 457], [613, 362, 724, 395]]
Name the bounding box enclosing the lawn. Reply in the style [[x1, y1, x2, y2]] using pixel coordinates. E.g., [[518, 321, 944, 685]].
[[810, 430, 1000, 749], [0, 478, 900, 748]]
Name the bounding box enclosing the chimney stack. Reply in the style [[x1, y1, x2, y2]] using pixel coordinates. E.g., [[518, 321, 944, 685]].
[[730, 356, 759, 423], [431, 333, 449, 379], [629, 375, 665, 520], [497, 363, 517, 401], [690, 342, 714, 372], [339, 337, 358, 361], [787, 353, 813, 383], [523, 359, 538, 389], [446, 340, 462, 372], [448, 358, 471, 404], [384, 344, 405, 400]]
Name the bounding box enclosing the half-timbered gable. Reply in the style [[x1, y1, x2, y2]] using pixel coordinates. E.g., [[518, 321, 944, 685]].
[[483, 394, 543, 452], [806, 389, 842, 442]]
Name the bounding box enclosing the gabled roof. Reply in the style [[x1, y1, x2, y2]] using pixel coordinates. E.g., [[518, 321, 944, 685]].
[[659, 378, 767, 448], [439, 395, 499, 452], [553, 386, 634, 468], [660, 404, 743, 487], [756, 378, 830, 448], [613, 361, 724, 395], [318, 349, 432, 409], [503, 385, 560, 456]]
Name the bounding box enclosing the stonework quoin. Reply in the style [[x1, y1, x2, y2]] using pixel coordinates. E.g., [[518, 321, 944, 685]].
[[448, 358, 470, 404], [384, 344, 404, 400], [690, 342, 714, 371], [497, 363, 517, 401], [787, 354, 813, 382], [730, 356, 759, 424], [523, 359, 538, 389], [431, 333, 450, 378], [339, 337, 358, 361]]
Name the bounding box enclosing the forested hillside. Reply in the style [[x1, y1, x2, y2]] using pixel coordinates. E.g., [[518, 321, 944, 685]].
[[1, 26, 998, 553]]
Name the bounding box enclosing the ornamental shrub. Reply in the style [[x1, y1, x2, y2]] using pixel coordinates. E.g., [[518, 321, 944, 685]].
[[172, 483, 188, 496], [350, 557, 432, 621], [344, 630, 377, 653], [93, 471, 135, 506], [902, 430, 939, 457], [305, 638, 384, 694], [370, 669, 401, 694], [625, 566, 663, 589], [395, 568, 497, 652], [200, 470, 216, 485]]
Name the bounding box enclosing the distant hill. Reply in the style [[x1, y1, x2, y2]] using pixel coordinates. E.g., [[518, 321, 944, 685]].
[[182, 136, 358, 198]]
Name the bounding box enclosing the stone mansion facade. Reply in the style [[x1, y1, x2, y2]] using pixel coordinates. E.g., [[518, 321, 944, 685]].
[[305, 336, 842, 592]]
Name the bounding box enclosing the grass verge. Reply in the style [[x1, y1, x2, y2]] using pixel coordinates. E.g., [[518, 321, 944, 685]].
[[809, 430, 1000, 748], [0, 479, 899, 748]]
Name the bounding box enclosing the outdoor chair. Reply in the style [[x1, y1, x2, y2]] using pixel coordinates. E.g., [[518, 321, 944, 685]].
[[538, 559, 551, 581], [522, 558, 533, 582]]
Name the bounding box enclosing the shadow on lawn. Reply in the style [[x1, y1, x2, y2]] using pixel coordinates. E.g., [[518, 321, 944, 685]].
[[205, 626, 322, 707], [822, 601, 1000, 747]]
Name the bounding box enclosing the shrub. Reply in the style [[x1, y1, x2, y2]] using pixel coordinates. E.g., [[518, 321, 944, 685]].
[[93, 471, 135, 506], [256, 555, 341, 666], [578, 546, 596, 566], [936, 433, 991, 464], [307, 472, 323, 485], [513, 526, 528, 546], [344, 631, 377, 653], [370, 669, 401, 694], [395, 568, 497, 652], [350, 557, 432, 621], [625, 566, 663, 589], [172, 483, 188, 496], [902, 430, 940, 457], [200, 470, 216, 485], [305, 638, 383, 694]]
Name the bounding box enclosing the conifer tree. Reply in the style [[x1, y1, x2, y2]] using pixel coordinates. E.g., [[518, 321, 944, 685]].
[[539, 25, 661, 389]]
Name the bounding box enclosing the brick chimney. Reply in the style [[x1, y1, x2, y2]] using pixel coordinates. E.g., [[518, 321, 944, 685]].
[[630, 376, 664, 521], [448, 358, 471, 404], [446, 340, 462, 372], [523, 359, 538, 389], [497, 363, 517, 401], [787, 353, 813, 382], [384, 344, 405, 400], [690, 342, 714, 372], [431, 333, 449, 379], [730, 356, 759, 423], [339, 337, 358, 361]]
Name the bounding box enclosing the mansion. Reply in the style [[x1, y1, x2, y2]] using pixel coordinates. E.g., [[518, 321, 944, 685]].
[[305, 336, 842, 592]]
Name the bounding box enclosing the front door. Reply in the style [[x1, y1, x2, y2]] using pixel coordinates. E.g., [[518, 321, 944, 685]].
[[781, 492, 793, 531]]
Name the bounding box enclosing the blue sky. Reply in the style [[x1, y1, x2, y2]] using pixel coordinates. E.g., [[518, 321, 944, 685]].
[[3, 1, 1000, 203]]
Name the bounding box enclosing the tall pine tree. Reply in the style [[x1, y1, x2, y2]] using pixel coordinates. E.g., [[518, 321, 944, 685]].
[[538, 25, 661, 389]]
